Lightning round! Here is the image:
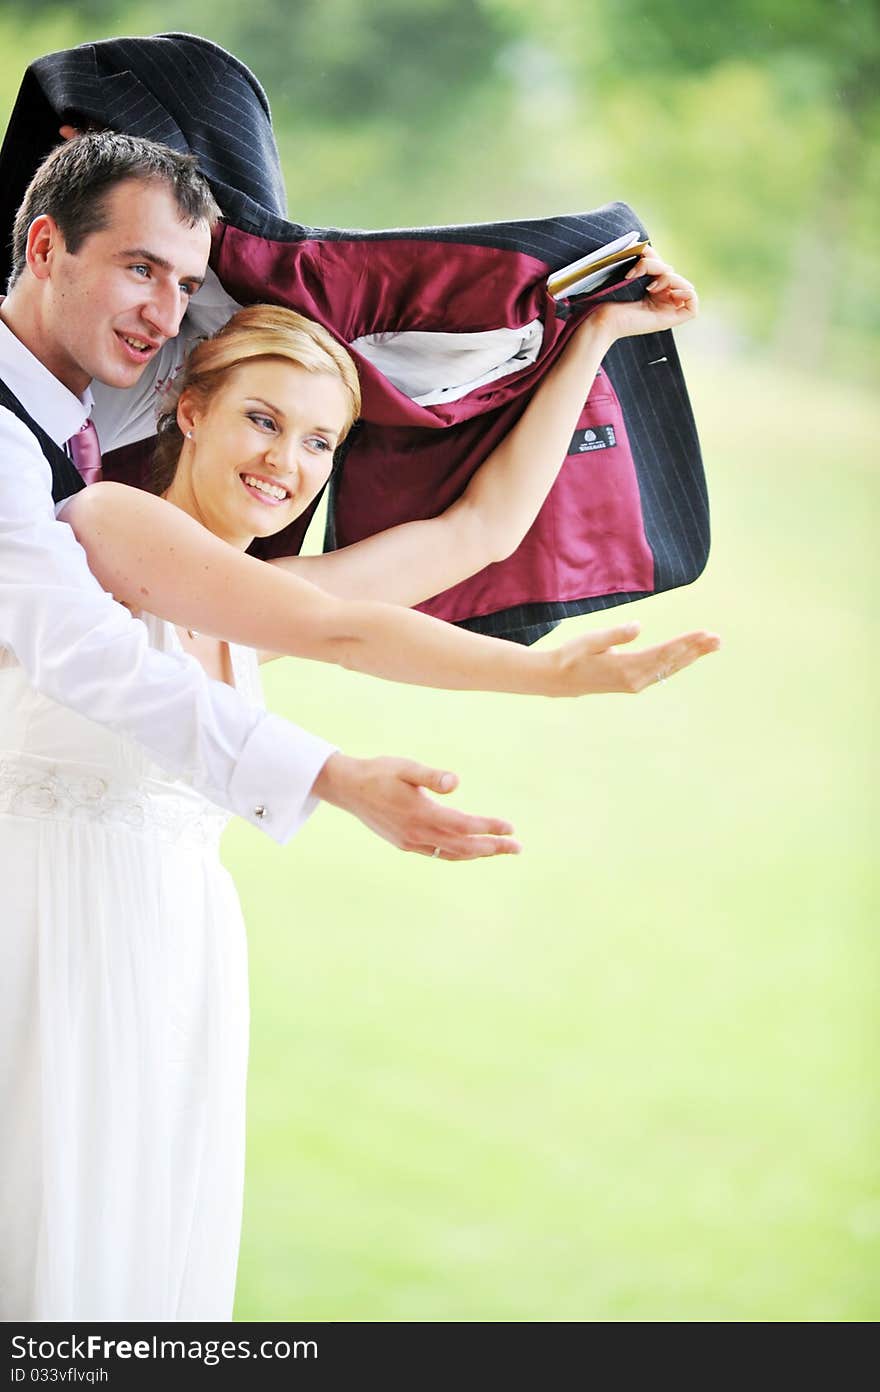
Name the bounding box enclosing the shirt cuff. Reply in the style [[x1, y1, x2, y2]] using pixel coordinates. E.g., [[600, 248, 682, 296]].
[[227, 711, 337, 844]]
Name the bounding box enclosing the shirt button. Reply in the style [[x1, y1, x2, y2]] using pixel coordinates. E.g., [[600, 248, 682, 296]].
[[254, 805, 268, 820]]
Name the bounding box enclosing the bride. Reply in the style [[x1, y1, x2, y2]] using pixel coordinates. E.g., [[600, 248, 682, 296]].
[[0, 254, 717, 1320]]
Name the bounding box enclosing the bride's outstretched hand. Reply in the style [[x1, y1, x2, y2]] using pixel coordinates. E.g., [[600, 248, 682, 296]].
[[589, 248, 699, 340], [550, 620, 720, 696]]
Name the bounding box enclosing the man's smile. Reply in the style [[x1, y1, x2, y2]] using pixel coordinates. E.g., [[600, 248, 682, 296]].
[[115, 330, 161, 363]]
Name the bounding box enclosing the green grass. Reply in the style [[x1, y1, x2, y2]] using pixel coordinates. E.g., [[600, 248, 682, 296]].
[[226, 349, 878, 1321]]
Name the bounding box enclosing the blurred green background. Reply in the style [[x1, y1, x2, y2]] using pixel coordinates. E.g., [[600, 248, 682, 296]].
[[2, 0, 877, 1321]]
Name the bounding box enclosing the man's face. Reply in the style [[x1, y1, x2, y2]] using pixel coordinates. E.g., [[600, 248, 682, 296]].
[[42, 177, 211, 395]]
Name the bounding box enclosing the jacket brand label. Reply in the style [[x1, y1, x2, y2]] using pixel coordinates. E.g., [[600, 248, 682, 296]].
[[568, 424, 617, 454]]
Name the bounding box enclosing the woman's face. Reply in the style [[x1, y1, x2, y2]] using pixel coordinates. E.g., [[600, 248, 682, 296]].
[[171, 357, 351, 548]]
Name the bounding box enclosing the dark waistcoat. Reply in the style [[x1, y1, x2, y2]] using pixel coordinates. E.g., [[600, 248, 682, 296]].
[[0, 379, 85, 505]]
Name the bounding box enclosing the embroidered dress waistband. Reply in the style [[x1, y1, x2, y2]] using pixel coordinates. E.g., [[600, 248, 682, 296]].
[[0, 752, 229, 849]]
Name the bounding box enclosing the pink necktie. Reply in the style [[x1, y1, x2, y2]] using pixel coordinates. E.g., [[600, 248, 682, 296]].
[[68, 419, 103, 485]]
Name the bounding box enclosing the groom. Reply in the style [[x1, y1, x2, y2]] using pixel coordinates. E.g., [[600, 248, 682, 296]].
[[0, 131, 517, 860]]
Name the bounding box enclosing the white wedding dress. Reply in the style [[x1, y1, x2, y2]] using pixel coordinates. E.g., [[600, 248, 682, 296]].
[[0, 613, 259, 1321]]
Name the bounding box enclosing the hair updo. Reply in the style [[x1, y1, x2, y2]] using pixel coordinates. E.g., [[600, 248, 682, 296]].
[[153, 303, 362, 495]]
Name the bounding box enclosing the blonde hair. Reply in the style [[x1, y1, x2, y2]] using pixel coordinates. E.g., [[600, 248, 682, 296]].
[[154, 303, 361, 493]]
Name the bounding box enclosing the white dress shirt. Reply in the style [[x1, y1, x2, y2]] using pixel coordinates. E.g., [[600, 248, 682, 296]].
[[0, 311, 336, 843]]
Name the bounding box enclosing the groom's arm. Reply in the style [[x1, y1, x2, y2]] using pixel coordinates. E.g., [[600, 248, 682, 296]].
[[0, 408, 331, 842]]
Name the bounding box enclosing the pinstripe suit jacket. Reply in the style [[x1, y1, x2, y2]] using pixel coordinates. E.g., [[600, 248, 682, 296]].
[[0, 34, 709, 644]]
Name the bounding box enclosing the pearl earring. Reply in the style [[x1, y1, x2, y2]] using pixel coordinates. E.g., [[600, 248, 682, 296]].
[[185, 430, 193, 439]]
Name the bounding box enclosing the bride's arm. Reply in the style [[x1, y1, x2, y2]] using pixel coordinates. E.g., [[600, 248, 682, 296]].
[[270, 250, 700, 619], [62, 472, 717, 699], [273, 313, 614, 607], [62, 251, 716, 698]]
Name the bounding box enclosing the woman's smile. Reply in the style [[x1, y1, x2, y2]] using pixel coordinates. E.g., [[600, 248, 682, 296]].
[[239, 471, 294, 506]]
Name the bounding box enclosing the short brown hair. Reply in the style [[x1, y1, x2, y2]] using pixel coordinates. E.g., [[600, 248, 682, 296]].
[[9, 131, 221, 290], [153, 304, 362, 494]]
